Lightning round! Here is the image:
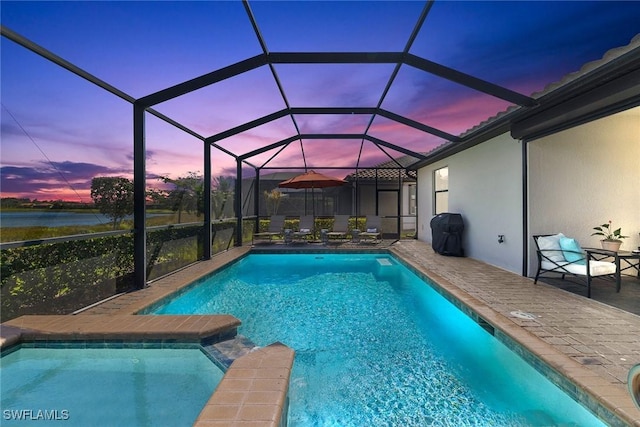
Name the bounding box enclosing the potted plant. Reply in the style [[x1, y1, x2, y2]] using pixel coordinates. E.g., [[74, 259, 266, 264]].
[[591, 220, 628, 251]]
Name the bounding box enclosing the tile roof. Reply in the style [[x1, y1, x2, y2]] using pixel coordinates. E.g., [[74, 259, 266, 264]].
[[466, 34, 640, 138], [344, 154, 422, 181], [423, 34, 640, 158]]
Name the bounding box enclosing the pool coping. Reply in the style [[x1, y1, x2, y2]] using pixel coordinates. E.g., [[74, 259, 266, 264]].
[[0, 314, 241, 348], [2, 243, 639, 426], [194, 342, 294, 427]]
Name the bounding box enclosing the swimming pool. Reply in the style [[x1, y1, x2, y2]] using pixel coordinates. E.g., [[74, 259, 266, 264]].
[[0, 345, 223, 426], [149, 253, 606, 426]]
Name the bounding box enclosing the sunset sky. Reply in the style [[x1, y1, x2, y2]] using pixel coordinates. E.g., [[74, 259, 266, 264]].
[[1, 1, 639, 202]]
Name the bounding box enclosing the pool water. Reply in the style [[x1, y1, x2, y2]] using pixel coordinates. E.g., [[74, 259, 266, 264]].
[[0, 347, 223, 426], [151, 253, 606, 426]]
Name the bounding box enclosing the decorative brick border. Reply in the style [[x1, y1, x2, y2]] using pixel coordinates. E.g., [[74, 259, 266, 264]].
[[195, 342, 294, 426]]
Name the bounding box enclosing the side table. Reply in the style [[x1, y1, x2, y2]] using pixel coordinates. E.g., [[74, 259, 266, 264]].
[[618, 251, 640, 279]]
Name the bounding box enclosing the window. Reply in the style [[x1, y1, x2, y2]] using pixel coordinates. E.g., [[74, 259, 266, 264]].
[[434, 167, 448, 214]]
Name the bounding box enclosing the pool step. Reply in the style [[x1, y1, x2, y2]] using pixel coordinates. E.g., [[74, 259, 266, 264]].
[[202, 335, 258, 369], [376, 258, 393, 266], [375, 257, 397, 279]]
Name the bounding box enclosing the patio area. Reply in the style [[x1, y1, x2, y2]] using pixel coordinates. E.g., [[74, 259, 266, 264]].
[[539, 274, 640, 317]]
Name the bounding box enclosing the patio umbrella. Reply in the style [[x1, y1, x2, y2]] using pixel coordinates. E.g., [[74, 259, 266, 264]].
[[279, 170, 347, 189], [279, 170, 347, 215]]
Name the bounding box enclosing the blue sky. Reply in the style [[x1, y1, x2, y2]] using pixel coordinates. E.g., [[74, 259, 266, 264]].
[[1, 1, 639, 201]]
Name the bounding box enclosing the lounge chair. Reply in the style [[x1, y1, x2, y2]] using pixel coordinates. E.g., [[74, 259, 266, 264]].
[[533, 233, 621, 298], [292, 215, 314, 242], [327, 215, 350, 241], [358, 215, 382, 243], [253, 215, 285, 244]]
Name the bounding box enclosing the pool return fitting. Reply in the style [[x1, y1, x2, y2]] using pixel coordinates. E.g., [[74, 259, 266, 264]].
[[629, 363, 640, 410]]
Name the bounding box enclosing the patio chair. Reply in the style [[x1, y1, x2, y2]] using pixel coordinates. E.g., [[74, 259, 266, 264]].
[[253, 215, 285, 244], [292, 215, 315, 242], [533, 233, 621, 298], [358, 215, 382, 243], [327, 215, 350, 241]]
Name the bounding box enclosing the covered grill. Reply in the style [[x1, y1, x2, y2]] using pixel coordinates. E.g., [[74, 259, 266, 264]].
[[430, 213, 465, 257]]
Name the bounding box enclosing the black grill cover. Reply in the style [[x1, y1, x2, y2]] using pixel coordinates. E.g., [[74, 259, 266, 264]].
[[430, 213, 465, 257]]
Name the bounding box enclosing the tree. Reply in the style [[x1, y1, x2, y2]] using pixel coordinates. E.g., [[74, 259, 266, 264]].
[[90, 177, 134, 229], [264, 189, 282, 216], [145, 188, 169, 209], [212, 176, 235, 220], [161, 172, 203, 223]]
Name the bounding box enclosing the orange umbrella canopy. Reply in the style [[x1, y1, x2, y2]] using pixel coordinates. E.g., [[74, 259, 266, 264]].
[[278, 170, 347, 189]]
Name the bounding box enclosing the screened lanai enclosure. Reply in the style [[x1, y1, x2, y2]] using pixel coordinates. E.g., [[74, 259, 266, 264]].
[[2, 0, 639, 320]]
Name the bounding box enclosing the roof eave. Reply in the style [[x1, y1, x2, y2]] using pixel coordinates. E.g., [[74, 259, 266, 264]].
[[511, 51, 640, 141], [408, 37, 640, 171]]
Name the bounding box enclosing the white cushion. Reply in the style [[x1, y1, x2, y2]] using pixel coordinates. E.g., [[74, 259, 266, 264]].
[[541, 260, 616, 277], [537, 233, 565, 262]]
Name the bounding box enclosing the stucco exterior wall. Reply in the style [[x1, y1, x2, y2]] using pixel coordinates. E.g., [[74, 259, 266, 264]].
[[417, 133, 524, 273], [527, 106, 640, 273]]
